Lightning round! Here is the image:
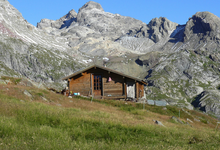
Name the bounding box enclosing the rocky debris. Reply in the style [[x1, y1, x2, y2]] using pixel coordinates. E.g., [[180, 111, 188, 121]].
[[162, 107, 167, 110], [171, 116, 184, 124], [215, 122, 220, 130], [136, 52, 160, 69], [194, 118, 200, 122], [41, 96, 48, 102], [153, 120, 165, 127], [185, 86, 204, 99], [171, 116, 193, 127], [187, 118, 194, 123], [23, 90, 32, 98], [56, 104, 62, 107], [17, 79, 33, 87], [117, 17, 178, 53], [64, 26, 95, 38], [184, 101, 194, 110], [181, 108, 193, 117], [186, 122, 192, 127]]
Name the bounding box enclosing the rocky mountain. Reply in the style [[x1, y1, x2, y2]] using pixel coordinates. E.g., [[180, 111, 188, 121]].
[[1, 0, 220, 118], [143, 12, 220, 118], [0, 0, 86, 88]]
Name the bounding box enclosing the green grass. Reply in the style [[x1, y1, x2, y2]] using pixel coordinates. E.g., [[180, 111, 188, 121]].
[[0, 85, 220, 149], [1, 76, 22, 85], [79, 96, 195, 120], [0, 100, 218, 150]]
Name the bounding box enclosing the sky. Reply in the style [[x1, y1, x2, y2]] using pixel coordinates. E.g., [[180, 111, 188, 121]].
[[7, 0, 220, 26]]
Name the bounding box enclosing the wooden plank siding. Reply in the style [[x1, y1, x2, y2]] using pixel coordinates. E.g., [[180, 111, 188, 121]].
[[64, 66, 147, 100], [69, 72, 91, 96], [102, 71, 124, 97], [136, 82, 139, 99], [124, 82, 127, 99], [139, 83, 144, 98]]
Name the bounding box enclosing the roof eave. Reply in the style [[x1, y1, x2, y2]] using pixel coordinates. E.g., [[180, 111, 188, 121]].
[[62, 65, 148, 85]]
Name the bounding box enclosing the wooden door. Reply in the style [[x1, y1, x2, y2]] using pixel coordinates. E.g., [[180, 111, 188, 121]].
[[127, 82, 135, 98], [94, 75, 102, 96]]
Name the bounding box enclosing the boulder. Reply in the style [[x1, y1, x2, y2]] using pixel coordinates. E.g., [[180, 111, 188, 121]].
[[154, 120, 165, 127], [171, 116, 184, 124], [23, 90, 32, 98]]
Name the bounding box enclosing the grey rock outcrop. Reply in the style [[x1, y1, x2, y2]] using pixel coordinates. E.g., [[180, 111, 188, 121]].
[[37, 9, 77, 31], [171, 116, 184, 124], [134, 17, 178, 43], [24, 90, 32, 98], [184, 12, 220, 42], [192, 90, 220, 118], [0, 0, 84, 89], [77, 1, 144, 37]]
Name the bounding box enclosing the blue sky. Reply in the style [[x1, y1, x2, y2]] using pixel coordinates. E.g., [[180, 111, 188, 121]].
[[8, 0, 220, 26]]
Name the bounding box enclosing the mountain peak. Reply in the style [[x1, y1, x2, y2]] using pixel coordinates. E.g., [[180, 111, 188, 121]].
[[184, 11, 220, 42], [63, 9, 77, 20], [194, 11, 218, 19], [78, 1, 104, 13]]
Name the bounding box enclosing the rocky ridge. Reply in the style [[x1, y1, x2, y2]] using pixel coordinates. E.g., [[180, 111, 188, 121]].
[[1, 0, 220, 117]]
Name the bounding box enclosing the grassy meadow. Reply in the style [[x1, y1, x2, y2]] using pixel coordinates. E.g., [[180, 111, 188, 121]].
[[0, 81, 220, 149]]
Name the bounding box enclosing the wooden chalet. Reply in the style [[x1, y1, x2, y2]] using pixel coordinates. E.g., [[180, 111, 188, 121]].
[[62, 65, 147, 100]]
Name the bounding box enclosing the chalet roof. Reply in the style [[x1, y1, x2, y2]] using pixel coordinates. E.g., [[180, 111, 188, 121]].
[[62, 65, 147, 84]]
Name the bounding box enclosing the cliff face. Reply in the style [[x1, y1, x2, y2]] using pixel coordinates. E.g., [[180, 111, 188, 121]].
[[0, 0, 84, 89], [1, 1, 220, 117], [143, 12, 220, 117]]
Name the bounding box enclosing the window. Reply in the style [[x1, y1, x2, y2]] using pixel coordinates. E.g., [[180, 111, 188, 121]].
[[94, 75, 102, 90]]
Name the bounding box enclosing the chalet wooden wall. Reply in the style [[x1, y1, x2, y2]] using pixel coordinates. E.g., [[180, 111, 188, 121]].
[[102, 73, 124, 97], [68, 67, 145, 99], [139, 83, 144, 98], [69, 72, 91, 96], [89, 68, 124, 97]]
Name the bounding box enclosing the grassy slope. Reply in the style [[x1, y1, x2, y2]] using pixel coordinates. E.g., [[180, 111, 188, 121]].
[[0, 82, 220, 149]]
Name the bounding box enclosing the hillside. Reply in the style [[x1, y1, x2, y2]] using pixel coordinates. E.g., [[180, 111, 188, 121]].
[[0, 77, 220, 149]]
